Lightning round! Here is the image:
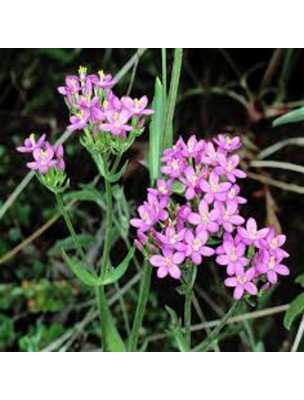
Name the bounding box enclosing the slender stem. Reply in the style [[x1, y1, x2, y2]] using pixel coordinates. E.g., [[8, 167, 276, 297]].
[[193, 302, 238, 352], [55, 192, 87, 264], [100, 178, 113, 278], [164, 48, 183, 148], [184, 265, 196, 351], [128, 261, 152, 351], [291, 313, 304, 352]]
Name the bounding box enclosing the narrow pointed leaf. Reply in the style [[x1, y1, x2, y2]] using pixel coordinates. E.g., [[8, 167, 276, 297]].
[[149, 77, 165, 184], [284, 293, 304, 330], [273, 106, 304, 127], [62, 248, 100, 287], [100, 247, 135, 285], [107, 160, 129, 183]]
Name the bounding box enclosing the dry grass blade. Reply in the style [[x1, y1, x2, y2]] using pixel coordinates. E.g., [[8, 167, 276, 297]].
[[251, 160, 304, 175], [248, 171, 304, 195]]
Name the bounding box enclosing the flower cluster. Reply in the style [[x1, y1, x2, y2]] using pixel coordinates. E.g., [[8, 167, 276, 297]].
[[58, 67, 153, 140], [130, 134, 290, 300], [17, 133, 65, 174]]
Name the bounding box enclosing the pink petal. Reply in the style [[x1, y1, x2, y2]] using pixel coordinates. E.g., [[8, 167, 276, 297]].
[[247, 218, 257, 232], [267, 270, 278, 284], [201, 246, 215, 257], [149, 255, 164, 267], [169, 265, 181, 279], [245, 282, 257, 295], [224, 277, 237, 287], [217, 255, 229, 265], [192, 252, 202, 265], [188, 213, 201, 225], [157, 267, 168, 278], [275, 264, 290, 276], [233, 286, 244, 300], [172, 252, 185, 265]]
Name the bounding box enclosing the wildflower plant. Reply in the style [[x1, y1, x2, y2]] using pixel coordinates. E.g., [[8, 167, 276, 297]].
[[17, 54, 290, 352], [18, 66, 154, 352]]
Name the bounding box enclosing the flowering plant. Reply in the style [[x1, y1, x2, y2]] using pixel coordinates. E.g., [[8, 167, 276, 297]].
[[16, 55, 291, 352], [131, 134, 290, 302]]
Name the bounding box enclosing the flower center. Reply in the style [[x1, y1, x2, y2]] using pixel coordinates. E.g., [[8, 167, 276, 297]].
[[230, 248, 238, 262], [268, 256, 276, 270], [200, 212, 209, 225], [159, 185, 167, 194], [165, 257, 171, 266], [223, 210, 230, 221], [191, 175, 197, 186], [270, 238, 277, 249], [193, 238, 201, 251], [171, 159, 179, 171], [225, 137, 232, 145], [134, 98, 141, 109], [237, 275, 246, 285], [227, 162, 234, 171], [228, 188, 235, 199], [98, 70, 105, 80], [211, 183, 218, 192]]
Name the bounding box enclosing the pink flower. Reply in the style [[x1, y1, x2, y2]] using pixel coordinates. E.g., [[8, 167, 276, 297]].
[[224, 267, 257, 300], [55, 144, 65, 171], [130, 203, 158, 232], [256, 251, 290, 284], [214, 134, 241, 152], [227, 184, 247, 204], [26, 145, 57, 174], [91, 70, 115, 89], [181, 228, 214, 265], [68, 109, 90, 132], [180, 166, 207, 200], [216, 234, 248, 275], [100, 109, 132, 137], [161, 155, 186, 179], [181, 135, 206, 159], [214, 200, 244, 232], [150, 248, 185, 279], [200, 171, 231, 204], [188, 199, 220, 233], [57, 75, 80, 97], [263, 229, 289, 259], [156, 226, 186, 250], [238, 218, 269, 248], [122, 95, 154, 116], [215, 154, 246, 183], [200, 142, 222, 165], [16, 133, 46, 153]]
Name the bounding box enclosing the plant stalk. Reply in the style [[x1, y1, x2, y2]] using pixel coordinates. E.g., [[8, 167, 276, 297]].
[[128, 261, 152, 351], [184, 265, 196, 351], [193, 302, 238, 352]]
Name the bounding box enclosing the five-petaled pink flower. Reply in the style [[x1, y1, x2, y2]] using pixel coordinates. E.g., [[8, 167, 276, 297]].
[[181, 228, 214, 265], [216, 234, 248, 275], [188, 199, 220, 233], [238, 218, 269, 248], [150, 248, 185, 279], [200, 172, 231, 204], [224, 267, 257, 300]]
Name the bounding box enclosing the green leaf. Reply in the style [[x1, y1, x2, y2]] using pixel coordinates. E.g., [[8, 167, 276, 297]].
[[149, 77, 165, 184], [165, 306, 187, 352], [62, 248, 100, 287], [295, 274, 304, 288], [107, 160, 129, 183], [272, 106, 304, 127], [64, 186, 106, 209], [96, 286, 126, 352], [48, 234, 94, 256], [171, 180, 186, 194], [100, 247, 135, 285], [284, 293, 304, 330]]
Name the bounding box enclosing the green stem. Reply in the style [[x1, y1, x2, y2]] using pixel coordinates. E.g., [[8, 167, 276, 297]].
[[184, 265, 196, 351], [128, 261, 152, 351], [100, 178, 113, 278], [193, 302, 238, 352], [55, 192, 87, 264], [164, 48, 183, 148]]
